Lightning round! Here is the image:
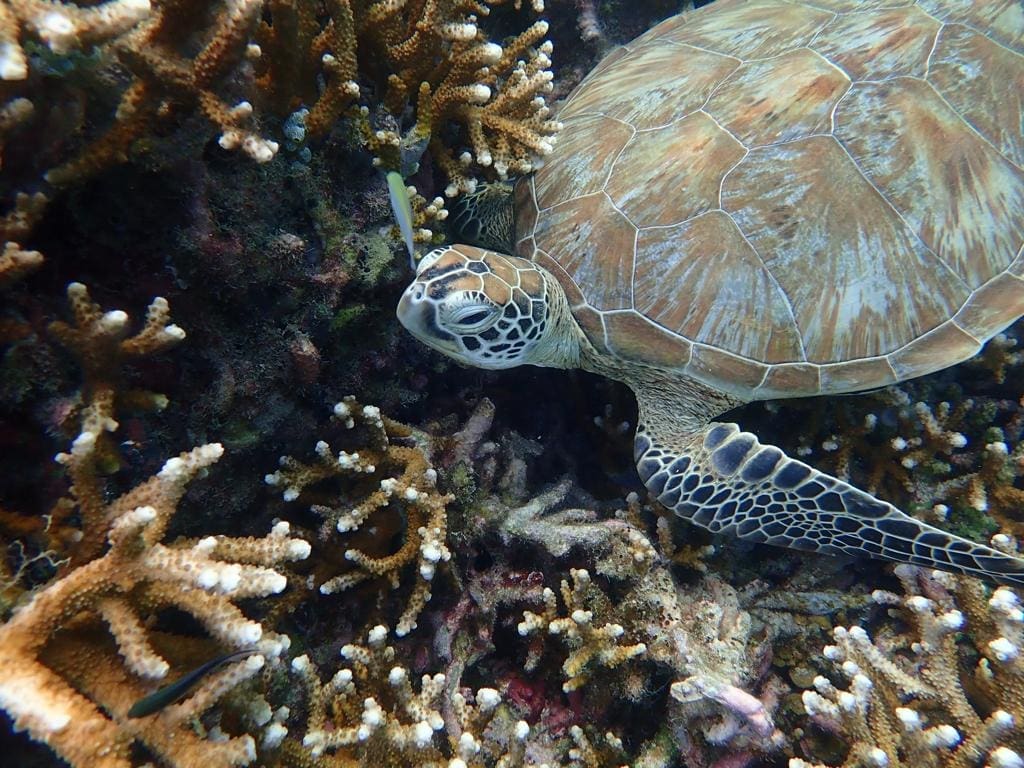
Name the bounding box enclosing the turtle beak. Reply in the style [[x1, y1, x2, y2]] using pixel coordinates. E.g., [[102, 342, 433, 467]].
[[397, 281, 428, 335], [397, 282, 458, 354]]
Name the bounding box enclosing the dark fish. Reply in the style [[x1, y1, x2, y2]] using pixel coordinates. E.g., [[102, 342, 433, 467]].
[[127, 648, 258, 718]]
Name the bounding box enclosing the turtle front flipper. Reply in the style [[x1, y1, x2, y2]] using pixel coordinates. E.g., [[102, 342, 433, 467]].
[[634, 422, 1024, 588]]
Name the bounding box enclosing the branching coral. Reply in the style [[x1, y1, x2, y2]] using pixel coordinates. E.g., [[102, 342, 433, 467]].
[[0, 238, 42, 286], [0, 277, 312, 767], [518, 566, 648, 692], [0, 217, 44, 347], [266, 397, 452, 637], [794, 565, 1023, 768], [0, 438, 311, 768], [47, 282, 187, 564], [288, 624, 540, 767], [0, 283, 188, 607], [0, 0, 152, 80], [43, 0, 278, 188], [255, 0, 561, 194], [510, 499, 780, 760]]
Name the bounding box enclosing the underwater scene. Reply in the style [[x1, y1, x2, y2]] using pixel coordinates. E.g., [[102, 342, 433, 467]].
[[1, 0, 1023, 766]]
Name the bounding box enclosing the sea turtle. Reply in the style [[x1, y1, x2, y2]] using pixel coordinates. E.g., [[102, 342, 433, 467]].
[[398, 0, 1024, 587]]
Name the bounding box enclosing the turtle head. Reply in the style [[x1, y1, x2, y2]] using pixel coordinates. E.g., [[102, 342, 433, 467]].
[[398, 245, 572, 370]]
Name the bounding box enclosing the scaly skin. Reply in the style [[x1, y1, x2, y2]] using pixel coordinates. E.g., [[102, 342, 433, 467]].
[[397, 245, 1024, 589]]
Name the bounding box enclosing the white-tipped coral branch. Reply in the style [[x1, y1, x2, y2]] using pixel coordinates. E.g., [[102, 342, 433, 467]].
[[795, 565, 1023, 768], [0, 436, 310, 768], [267, 397, 452, 637]]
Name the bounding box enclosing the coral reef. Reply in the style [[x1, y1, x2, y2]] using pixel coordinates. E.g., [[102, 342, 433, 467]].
[[0, 287, 310, 768], [794, 564, 1023, 768], [266, 397, 453, 637], [289, 624, 540, 767], [757, 326, 1024, 543], [1, 3, 1022, 768], [0, 239, 42, 286], [0, 443, 309, 768], [1, 0, 561, 245], [259, 0, 560, 195], [518, 566, 649, 692]]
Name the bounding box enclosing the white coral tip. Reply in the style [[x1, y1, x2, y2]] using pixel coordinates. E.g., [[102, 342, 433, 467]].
[[413, 720, 433, 747], [896, 708, 921, 729], [990, 748, 1024, 768], [988, 637, 1019, 662], [477, 687, 500, 710], [868, 748, 889, 767], [927, 724, 960, 748]]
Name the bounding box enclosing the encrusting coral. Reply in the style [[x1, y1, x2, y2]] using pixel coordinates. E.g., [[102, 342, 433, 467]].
[[794, 564, 1023, 768], [0, 285, 312, 768], [266, 396, 453, 637]]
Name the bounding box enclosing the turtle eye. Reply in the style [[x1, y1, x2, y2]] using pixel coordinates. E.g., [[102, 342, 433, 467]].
[[447, 303, 499, 333]]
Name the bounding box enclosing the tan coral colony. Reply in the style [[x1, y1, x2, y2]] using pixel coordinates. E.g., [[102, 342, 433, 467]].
[[398, 0, 1024, 587]]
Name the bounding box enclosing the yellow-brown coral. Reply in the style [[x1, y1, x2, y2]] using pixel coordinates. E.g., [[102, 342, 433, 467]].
[[48, 282, 187, 564], [794, 565, 1023, 768], [0, 439, 311, 768], [255, 0, 560, 194], [266, 397, 452, 637], [289, 623, 539, 767], [517, 566, 648, 692]]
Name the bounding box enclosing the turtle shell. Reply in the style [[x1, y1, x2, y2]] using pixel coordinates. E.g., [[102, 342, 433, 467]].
[[514, 0, 1024, 400]]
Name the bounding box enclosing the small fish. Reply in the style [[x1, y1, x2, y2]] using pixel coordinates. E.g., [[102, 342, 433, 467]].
[[127, 648, 258, 718], [387, 170, 416, 269]]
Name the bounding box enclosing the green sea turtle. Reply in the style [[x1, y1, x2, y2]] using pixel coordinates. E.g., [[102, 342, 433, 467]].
[[398, 0, 1024, 587]]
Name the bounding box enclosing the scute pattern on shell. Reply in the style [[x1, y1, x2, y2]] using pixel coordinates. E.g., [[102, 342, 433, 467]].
[[515, 0, 1024, 400]]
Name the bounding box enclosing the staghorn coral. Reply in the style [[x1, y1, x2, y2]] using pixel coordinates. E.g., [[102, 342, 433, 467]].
[[286, 623, 542, 767], [0, 0, 275, 244], [0, 239, 42, 344], [46, 282, 187, 564], [0, 191, 48, 243], [0, 0, 152, 81], [0, 238, 42, 286], [266, 397, 452, 637], [517, 566, 648, 693], [255, 0, 560, 195], [0, 283, 189, 609], [1, 0, 560, 257], [0, 435, 311, 768], [42, 0, 278, 188], [506, 493, 783, 763], [794, 564, 1023, 768], [0, 277, 313, 767]]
